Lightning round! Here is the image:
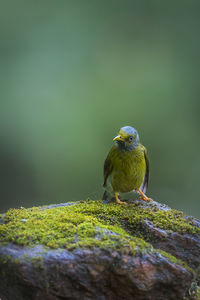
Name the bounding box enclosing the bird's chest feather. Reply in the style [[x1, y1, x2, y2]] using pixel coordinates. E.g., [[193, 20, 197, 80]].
[[111, 147, 145, 192]]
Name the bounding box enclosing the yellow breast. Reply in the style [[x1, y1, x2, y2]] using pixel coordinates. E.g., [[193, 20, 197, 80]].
[[110, 144, 146, 193]]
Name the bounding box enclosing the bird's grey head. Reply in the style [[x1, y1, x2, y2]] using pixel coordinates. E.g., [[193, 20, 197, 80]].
[[113, 126, 139, 151]]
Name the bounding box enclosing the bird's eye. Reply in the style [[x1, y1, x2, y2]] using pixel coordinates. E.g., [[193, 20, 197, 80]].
[[129, 136, 133, 141]]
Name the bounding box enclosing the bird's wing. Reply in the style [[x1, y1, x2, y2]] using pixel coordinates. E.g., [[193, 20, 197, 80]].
[[103, 148, 114, 188], [140, 146, 149, 193]]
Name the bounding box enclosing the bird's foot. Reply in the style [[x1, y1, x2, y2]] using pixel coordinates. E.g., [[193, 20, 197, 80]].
[[138, 189, 152, 202], [115, 194, 126, 205], [139, 196, 152, 201]]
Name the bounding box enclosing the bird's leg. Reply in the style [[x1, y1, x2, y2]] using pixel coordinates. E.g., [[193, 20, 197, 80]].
[[115, 193, 126, 205], [138, 189, 152, 201]]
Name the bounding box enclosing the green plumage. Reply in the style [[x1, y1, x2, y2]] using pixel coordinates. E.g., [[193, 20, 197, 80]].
[[103, 126, 149, 199], [104, 144, 149, 194]]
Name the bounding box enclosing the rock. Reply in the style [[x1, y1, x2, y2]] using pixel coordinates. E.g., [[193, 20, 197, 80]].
[[0, 199, 199, 300], [141, 219, 200, 270], [132, 200, 200, 270]]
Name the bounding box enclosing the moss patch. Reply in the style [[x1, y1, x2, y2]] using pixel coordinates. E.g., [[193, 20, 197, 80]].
[[72, 200, 200, 235], [157, 249, 194, 274], [0, 200, 199, 254], [0, 201, 152, 255]]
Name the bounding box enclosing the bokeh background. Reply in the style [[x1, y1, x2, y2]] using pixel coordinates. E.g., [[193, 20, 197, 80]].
[[0, 0, 200, 217]]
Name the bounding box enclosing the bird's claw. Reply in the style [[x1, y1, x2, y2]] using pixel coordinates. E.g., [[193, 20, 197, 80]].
[[115, 194, 127, 205], [139, 196, 152, 202], [117, 200, 127, 205]]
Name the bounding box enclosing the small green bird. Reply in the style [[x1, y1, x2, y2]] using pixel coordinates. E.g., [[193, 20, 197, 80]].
[[103, 126, 151, 204]]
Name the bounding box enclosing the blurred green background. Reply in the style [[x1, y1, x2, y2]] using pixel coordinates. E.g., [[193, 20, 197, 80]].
[[0, 0, 200, 217]]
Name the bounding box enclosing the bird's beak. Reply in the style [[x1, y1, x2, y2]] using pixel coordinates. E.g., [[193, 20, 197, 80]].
[[113, 135, 124, 142]]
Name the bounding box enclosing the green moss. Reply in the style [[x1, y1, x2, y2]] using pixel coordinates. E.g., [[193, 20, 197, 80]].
[[0, 200, 199, 256], [0, 201, 150, 255], [71, 200, 200, 235], [0, 255, 12, 264], [0, 254, 21, 266], [184, 281, 200, 300], [157, 249, 194, 274], [31, 256, 44, 270]]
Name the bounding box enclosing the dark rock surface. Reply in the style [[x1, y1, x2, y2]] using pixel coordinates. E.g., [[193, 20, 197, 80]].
[[141, 218, 200, 270], [0, 199, 199, 300], [0, 243, 194, 300], [127, 199, 200, 270]]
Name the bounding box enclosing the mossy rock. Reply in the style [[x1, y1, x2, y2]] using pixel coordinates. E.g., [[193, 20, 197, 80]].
[[0, 199, 200, 300], [0, 199, 199, 266]]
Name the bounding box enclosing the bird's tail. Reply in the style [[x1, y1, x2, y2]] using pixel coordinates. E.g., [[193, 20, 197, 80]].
[[102, 190, 109, 201]]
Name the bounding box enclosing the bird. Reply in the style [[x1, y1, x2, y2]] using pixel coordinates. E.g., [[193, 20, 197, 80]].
[[103, 126, 151, 204]]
